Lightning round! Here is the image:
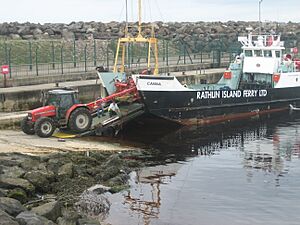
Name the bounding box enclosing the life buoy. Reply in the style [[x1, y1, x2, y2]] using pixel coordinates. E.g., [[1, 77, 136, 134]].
[[284, 54, 292, 60], [273, 73, 280, 83], [224, 71, 232, 79]]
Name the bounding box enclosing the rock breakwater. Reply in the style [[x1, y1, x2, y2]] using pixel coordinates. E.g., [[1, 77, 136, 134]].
[[1, 21, 299, 51]]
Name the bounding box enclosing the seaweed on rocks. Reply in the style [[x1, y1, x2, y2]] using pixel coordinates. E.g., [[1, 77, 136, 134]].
[[0, 148, 176, 224]]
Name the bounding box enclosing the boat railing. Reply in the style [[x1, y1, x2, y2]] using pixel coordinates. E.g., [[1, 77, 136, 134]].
[[278, 61, 297, 73], [239, 34, 284, 48]]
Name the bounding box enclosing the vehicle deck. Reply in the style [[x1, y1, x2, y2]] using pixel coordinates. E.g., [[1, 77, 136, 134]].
[[83, 102, 145, 136]]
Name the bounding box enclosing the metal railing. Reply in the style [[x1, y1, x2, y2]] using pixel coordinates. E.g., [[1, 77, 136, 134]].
[[0, 39, 239, 79]]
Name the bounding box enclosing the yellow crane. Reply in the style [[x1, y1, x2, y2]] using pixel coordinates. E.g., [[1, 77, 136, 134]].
[[113, 0, 159, 75]]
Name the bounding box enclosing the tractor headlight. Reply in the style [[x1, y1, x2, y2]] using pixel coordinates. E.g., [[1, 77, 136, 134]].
[[27, 113, 32, 120]]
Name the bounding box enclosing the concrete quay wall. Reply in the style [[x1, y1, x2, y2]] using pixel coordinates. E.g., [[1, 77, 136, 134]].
[[0, 71, 97, 88], [0, 80, 101, 112]]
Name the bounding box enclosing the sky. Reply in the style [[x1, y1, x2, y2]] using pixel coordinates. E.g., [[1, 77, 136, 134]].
[[0, 0, 299, 24]]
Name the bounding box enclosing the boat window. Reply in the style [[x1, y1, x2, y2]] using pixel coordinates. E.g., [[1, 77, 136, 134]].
[[275, 51, 281, 58], [263, 50, 272, 57], [245, 50, 253, 57], [254, 50, 262, 57]]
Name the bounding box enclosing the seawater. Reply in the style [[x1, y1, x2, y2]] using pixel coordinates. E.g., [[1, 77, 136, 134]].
[[104, 112, 300, 225]]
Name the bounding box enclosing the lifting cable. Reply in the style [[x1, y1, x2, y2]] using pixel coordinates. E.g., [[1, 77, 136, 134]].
[[154, 0, 165, 22]]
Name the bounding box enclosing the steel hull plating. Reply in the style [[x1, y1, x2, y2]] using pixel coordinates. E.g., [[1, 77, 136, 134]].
[[139, 87, 300, 125]]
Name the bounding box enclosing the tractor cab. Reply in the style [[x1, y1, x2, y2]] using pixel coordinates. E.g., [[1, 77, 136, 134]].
[[45, 89, 79, 119]]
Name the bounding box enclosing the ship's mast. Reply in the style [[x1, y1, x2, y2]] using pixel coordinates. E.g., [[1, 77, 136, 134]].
[[113, 0, 159, 75], [258, 0, 263, 34], [125, 0, 128, 37]]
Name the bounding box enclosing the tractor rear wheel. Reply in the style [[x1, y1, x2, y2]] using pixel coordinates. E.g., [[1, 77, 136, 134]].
[[68, 108, 92, 133], [34, 117, 56, 138], [21, 117, 35, 135]]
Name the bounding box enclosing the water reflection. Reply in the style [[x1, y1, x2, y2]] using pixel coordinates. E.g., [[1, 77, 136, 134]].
[[153, 113, 300, 176], [105, 112, 300, 225], [122, 165, 180, 225]]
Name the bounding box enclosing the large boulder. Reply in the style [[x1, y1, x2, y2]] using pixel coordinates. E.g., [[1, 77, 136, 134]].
[[0, 157, 20, 167], [31, 201, 62, 222], [7, 188, 28, 204], [16, 211, 56, 225], [17, 26, 31, 35], [0, 23, 10, 35], [0, 197, 26, 217], [86, 184, 111, 194], [24, 170, 53, 192], [100, 155, 124, 181], [9, 34, 22, 40], [56, 208, 80, 225], [0, 209, 19, 225], [1, 166, 25, 178], [0, 188, 7, 197], [0, 177, 35, 193], [61, 29, 74, 40], [20, 159, 40, 171], [75, 191, 111, 219], [57, 163, 73, 178]]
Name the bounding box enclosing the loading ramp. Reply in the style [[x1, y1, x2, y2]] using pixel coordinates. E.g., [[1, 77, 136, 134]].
[[79, 102, 145, 137]]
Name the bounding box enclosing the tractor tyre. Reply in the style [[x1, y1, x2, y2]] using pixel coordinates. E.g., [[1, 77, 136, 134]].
[[34, 117, 56, 138], [21, 117, 35, 135], [68, 108, 92, 133]]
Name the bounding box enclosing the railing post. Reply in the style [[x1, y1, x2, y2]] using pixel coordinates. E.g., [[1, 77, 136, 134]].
[[84, 44, 87, 72], [28, 41, 32, 71], [51, 41, 55, 69], [163, 39, 165, 62], [146, 42, 149, 66], [130, 42, 133, 68], [166, 40, 169, 66], [200, 51, 203, 63], [4, 41, 8, 64], [93, 39, 97, 66], [35, 47, 39, 76], [106, 41, 109, 70], [183, 43, 186, 65], [73, 39, 76, 68], [8, 48, 12, 78], [60, 45, 64, 74]]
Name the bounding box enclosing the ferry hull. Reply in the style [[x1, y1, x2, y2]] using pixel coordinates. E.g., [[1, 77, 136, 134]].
[[138, 87, 300, 125]]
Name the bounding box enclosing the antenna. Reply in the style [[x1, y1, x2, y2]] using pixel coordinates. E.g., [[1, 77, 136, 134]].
[[259, 0, 263, 34], [125, 0, 128, 37], [138, 0, 142, 37]]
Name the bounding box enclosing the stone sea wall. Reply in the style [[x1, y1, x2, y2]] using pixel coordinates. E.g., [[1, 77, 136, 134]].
[[0, 21, 299, 51]]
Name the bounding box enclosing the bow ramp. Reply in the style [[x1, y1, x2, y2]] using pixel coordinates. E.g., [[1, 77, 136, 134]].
[[54, 103, 144, 138]]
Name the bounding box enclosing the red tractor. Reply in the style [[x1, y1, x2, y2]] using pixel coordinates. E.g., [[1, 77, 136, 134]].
[[21, 89, 93, 138], [21, 82, 138, 138]]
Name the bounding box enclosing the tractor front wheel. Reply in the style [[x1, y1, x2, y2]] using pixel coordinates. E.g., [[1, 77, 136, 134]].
[[68, 108, 92, 133], [21, 117, 35, 135], [34, 117, 56, 138]]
